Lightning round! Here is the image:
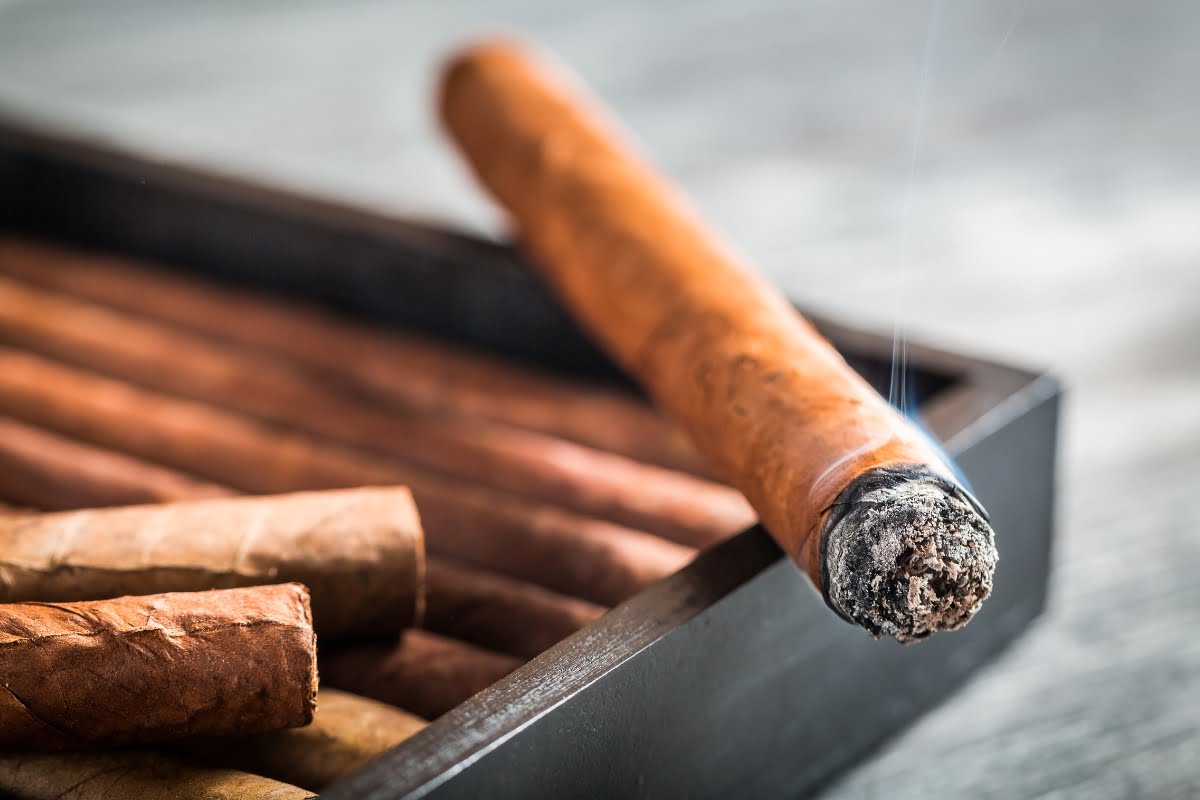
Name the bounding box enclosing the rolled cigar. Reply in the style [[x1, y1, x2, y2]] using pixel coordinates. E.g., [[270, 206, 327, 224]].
[[175, 687, 426, 791], [322, 629, 522, 719], [0, 415, 231, 510], [0, 488, 424, 639], [0, 584, 317, 749], [0, 347, 692, 605], [0, 425, 602, 656], [0, 751, 316, 799], [425, 557, 603, 658], [0, 235, 713, 477], [0, 276, 752, 547], [440, 42, 999, 641]]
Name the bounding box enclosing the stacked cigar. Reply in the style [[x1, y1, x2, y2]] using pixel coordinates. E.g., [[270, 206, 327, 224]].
[[0, 235, 753, 797]]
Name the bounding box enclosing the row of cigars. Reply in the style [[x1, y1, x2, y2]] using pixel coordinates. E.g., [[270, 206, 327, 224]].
[[0, 236, 746, 797]]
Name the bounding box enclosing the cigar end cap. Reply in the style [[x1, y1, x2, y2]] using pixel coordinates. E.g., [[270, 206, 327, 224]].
[[821, 465, 998, 644]]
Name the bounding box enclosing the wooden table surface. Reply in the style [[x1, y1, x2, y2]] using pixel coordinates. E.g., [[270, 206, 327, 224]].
[[1, 1, 1197, 796]]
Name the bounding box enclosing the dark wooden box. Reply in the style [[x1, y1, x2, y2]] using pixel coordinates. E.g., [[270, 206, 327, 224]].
[[0, 119, 1059, 799]]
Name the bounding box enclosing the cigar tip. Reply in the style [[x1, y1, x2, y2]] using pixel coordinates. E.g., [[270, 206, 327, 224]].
[[820, 465, 998, 643]]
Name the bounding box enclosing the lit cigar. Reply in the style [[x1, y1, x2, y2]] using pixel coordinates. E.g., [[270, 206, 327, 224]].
[[0, 235, 713, 478], [0, 422, 606, 657], [322, 629, 522, 719], [0, 488, 424, 639], [0, 415, 230, 510], [0, 751, 317, 799], [175, 687, 426, 791], [0, 584, 317, 749], [0, 347, 692, 605], [440, 42, 998, 641], [0, 276, 752, 547]]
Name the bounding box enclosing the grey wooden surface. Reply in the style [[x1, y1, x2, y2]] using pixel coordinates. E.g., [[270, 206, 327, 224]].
[[1, 1, 1197, 797]]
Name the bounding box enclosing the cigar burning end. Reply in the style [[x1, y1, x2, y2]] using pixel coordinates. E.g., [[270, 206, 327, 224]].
[[821, 465, 997, 643]]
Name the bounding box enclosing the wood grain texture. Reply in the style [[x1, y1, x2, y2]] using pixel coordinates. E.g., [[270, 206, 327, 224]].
[[0, 0, 1195, 795]]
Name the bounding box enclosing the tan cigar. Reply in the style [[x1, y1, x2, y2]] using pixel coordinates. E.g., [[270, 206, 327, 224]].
[[0, 584, 316, 749], [0, 751, 317, 800], [322, 629, 522, 719], [0, 488, 423, 639], [0, 424, 604, 657], [439, 41, 998, 642], [0, 415, 231, 510], [0, 235, 711, 478], [0, 275, 752, 547], [0, 347, 692, 605], [175, 687, 426, 791]]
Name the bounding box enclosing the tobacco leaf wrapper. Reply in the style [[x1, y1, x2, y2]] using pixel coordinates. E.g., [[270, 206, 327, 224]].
[[0, 583, 317, 749], [439, 41, 998, 641], [0, 487, 424, 639], [0, 751, 317, 800]]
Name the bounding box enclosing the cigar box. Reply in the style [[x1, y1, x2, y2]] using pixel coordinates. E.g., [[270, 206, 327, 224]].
[[0, 118, 1059, 799]]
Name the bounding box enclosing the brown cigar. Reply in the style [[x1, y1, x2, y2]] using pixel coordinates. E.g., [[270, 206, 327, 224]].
[[175, 687, 426, 791], [0, 584, 317, 749], [425, 557, 603, 658], [440, 41, 998, 642], [0, 347, 692, 605], [0, 488, 424, 639], [0, 423, 603, 657], [0, 235, 711, 478], [0, 415, 231, 510], [322, 629, 522, 719], [0, 275, 752, 547], [0, 751, 317, 800]]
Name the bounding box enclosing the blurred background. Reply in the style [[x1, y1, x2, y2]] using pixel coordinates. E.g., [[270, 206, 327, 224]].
[[1, 1, 1196, 795]]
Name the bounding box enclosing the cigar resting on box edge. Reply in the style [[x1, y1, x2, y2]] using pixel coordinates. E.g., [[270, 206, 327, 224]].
[[321, 629, 523, 720], [0, 751, 317, 800], [0, 487, 424, 639], [440, 41, 998, 642], [173, 687, 427, 791], [0, 584, 317, 750], [0, 347, 694, 606], [0, 235, 715, 479], [0, 414, 606, 658], [0, 275, 753, 548]]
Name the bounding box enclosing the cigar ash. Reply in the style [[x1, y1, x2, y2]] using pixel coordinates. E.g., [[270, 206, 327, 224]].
[[821, 465, 997, 643]]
